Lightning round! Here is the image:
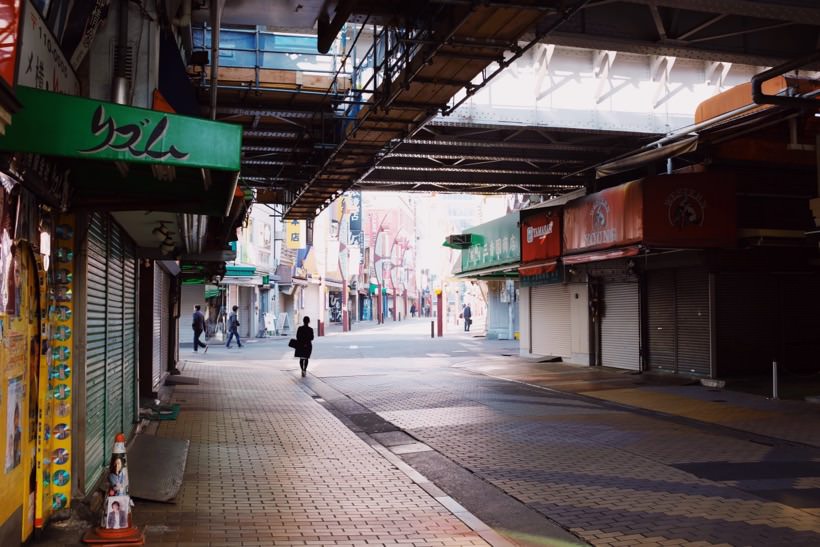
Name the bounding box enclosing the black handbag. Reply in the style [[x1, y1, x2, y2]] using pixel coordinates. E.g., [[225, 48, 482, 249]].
[[288, 338, 298, 348]]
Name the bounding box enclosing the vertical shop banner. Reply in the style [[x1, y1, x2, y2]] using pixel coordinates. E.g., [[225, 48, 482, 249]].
[[36, 215, 74, 523], [17, 0, 80, 94], [520, 208, 561, 263], [642, 173, 737, 248], [0, 0, 21, 89], [563, 180, 643, 254], [285, 220, 306, 250]]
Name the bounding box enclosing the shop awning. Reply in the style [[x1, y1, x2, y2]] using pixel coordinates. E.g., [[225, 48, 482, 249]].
[[0, 86, 242, 216], [595, 136, 698, 179], [562, 245, 641, 265], [518, 259, 557, 276], [454, 263, 519, 279], [226, 265, 256, 277]]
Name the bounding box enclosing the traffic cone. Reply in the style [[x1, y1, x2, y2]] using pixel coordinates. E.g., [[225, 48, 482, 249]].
[[82, 433, 144, 545]]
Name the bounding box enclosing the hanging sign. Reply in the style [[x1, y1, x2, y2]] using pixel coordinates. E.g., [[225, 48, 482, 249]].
[[0, 86, 242, 170], [16, 0, 80, 94], [642, 173, 737, 248], [520, 208, 561, 263]]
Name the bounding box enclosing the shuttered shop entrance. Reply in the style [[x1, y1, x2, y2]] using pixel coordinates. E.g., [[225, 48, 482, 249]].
[[84, 213, 138, 493], [600, 282, 640, 370], [530, 284, 571, 358], [647, 269, 711, 376], [152, 267, 171, 389], [716, 272, 820, 376]]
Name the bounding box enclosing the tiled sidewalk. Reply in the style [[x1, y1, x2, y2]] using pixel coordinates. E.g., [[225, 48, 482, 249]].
[[137, 359, 490, 547], [457, 357, 820, 448]]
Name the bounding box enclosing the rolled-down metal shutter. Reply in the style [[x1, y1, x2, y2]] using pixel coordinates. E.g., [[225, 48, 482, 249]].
[[83, 214, 138, 493], [84, 213, 108, 492], [675, 268, 711, 376], [152, 268, 163, 389], [716, 273, 777, 377], [530, 284, 571, 358], [160, 269, 170, 374], [647, 270, 675, 372], [106, 223, 125, 444], [601, 282, 640, 370], [122, 244, 137, 424]]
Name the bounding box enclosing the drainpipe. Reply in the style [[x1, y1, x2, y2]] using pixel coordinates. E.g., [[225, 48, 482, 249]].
[[209, 0, 223, 120], [111, 0, 130, 104]]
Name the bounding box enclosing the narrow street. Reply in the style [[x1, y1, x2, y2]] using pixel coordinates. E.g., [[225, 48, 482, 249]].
[[40, 319, 820, 546]]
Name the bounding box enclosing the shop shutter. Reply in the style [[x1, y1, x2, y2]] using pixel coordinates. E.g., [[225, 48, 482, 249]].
[[122, 244, 137, 423], [160, 269, 170, 374], [601, 282, 640, 370], [647, 270, 676, 372], [152, 268, 163, 389], [530, 284, 571, 358], [519, 288, 530, 352], [83, 214, 139, 493], [776, 274, 820, 372], [106, 223, 125, 443], [84, 213, 108, 492], [675, 268, 711, 376], [716, 273, 777, 376]]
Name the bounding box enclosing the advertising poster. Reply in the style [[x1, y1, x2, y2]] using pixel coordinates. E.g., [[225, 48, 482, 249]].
[[5, 375, 23, 472]]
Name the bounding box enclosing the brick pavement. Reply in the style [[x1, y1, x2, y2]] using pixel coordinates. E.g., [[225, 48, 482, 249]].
[[137, 359, 491, 547], [320, 359, 820, 547]]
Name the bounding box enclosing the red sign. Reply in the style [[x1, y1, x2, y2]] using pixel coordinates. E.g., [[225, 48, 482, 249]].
[[563, 180, 643, 253], [521, 208, 561, 263], [642, 173, 736, 248], [0, 0, 20, 88]]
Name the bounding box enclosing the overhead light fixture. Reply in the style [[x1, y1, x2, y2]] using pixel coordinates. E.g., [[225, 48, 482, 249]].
[[152, 224, 170, 241]]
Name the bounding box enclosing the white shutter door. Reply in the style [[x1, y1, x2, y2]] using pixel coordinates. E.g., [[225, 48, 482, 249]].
[[530, 284, 571, 358], [519, 287, 530, 353], [601, 282, 640, 370], [152, 268, 162, 389], [160, 270, 170, 374]]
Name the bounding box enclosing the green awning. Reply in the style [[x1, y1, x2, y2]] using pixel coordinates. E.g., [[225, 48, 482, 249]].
[[204, 285, 224, 299], [0, 86, 241, 170], [226, 265, 256, 277]]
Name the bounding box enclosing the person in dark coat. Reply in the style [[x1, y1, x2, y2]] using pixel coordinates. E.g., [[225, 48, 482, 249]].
[[295, 316, 314, 377], [462, 304, 472, 332], [192, 305, 208, 352]]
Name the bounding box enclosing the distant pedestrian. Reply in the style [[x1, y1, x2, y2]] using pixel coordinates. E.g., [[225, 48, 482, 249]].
[[192, 305, 208, 353], [462, 304, 472, 332], [410, 303, 416, 318], [226, 305, 242, 348], [295, 316, 314, 377]]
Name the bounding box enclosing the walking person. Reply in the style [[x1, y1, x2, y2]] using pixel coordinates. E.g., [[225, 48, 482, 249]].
[[295, 316, 314, 377], [192, 305, 208, 353], [462, 304, 472, 332], [225, 305, 243, 348]]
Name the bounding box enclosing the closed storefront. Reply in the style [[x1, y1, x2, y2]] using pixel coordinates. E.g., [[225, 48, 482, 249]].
[[715, 272, 820, 377], [529, 284, 571, 358], [83, 213, 138, 493], [647, 268, 711, 376], [600, 282, 640, 370], [152, 267, 172, 388]]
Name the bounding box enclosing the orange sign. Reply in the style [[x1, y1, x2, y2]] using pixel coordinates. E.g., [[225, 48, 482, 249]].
[[563, 180, 643, 253], [642, 173, 737, 248], [0, 0, 20, 88], [521, 208, 561, 263]]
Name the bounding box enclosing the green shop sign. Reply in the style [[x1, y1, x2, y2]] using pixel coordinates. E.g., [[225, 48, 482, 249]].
[[460, 213, 520, 272], [0, 86, 241, 171]]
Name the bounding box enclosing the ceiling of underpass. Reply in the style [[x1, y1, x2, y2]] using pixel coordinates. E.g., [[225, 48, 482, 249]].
[[189, 0, 820, 218]]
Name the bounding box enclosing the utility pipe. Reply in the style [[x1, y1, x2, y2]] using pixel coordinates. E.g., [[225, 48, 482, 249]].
[[209, 0, 223, 120]]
